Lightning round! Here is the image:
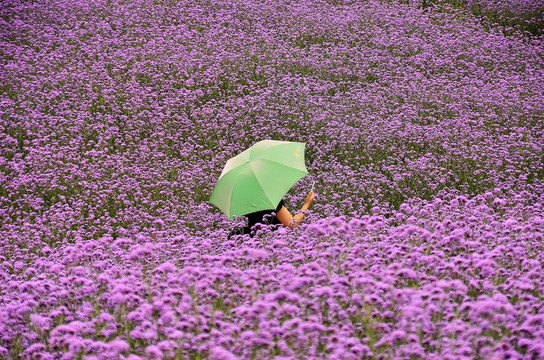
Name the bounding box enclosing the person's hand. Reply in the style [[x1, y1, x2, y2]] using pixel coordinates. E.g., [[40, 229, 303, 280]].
[[305, 191, 315, 205]]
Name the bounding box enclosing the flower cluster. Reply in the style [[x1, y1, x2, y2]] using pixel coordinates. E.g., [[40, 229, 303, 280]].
[[462, 0, 544, 36], [1, 194, 543, 358], [1, 0, 543, 358]]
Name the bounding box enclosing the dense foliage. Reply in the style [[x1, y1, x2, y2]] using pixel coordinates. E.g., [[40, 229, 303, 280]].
[[424, 0, 544, 36], [1, 0, 543, 358]]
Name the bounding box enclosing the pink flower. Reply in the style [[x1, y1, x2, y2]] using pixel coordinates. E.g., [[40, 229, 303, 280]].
[[145, 345, 163, 359], [209, 346, 239, 360]]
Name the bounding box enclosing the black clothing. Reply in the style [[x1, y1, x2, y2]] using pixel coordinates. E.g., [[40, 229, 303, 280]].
[[229, 200, 285, 238], [246, 199, 284, 231]]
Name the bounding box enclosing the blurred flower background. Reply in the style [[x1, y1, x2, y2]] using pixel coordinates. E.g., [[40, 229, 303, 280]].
[[1, 0, 543, 358]]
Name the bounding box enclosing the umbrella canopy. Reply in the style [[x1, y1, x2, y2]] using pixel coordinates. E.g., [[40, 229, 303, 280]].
[[210, 140, 308, 220]]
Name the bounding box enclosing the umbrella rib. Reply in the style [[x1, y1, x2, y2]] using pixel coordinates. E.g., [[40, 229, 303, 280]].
[[211, 164, 245, 219], [228, 178, 238, 219], [259, 158, 308, 175], [258, 158, 297, 168], [220, 156, 249, 179], [249, 162, 276, 209]]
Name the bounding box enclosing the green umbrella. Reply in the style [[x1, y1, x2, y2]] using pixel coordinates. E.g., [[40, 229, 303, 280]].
[[210, 140, 308, 220]]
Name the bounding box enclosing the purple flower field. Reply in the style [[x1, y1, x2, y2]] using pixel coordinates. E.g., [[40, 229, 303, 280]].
[[1, 0, 543, 358], [460, 0, 544, 36]]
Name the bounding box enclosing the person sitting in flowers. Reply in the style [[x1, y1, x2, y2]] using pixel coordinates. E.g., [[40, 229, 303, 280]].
[[229, 191, 315, 238]]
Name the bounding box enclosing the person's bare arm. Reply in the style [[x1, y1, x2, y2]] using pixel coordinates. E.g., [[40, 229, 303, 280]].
[[276, 191, 315, 230]]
